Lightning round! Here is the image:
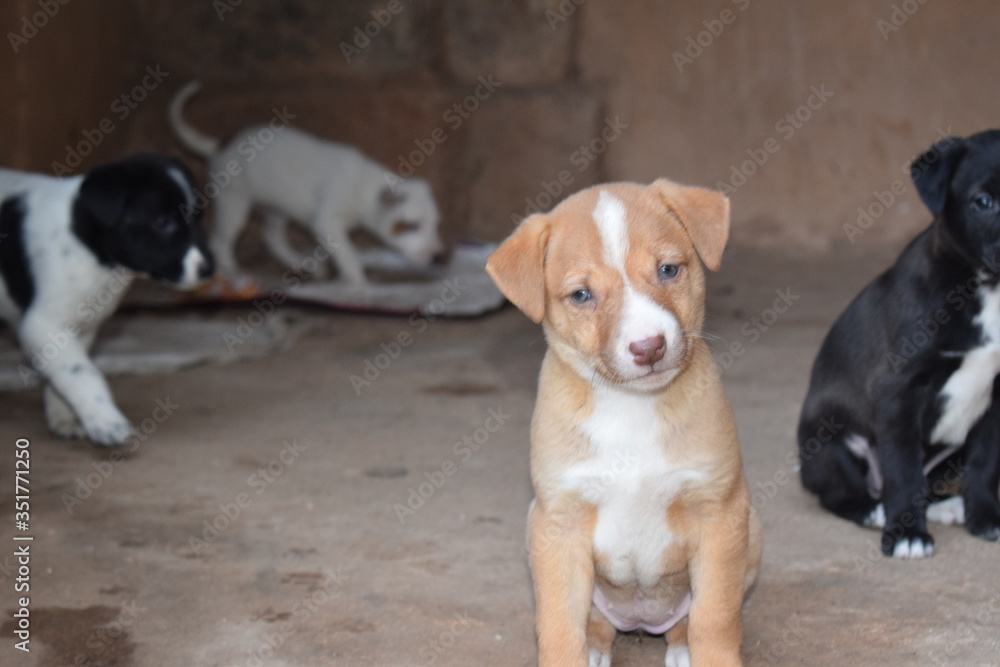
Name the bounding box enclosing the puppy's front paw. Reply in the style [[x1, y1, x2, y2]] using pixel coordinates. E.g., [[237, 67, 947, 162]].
[[45, 397, 86, 440], [83, 413, 136, 447], [665, 644, 691, 667], [967, 509, 1000, 542], [926, 496, 965, 525], [970, 525, 1000, 541], [863, 503, 886, 528], [881, 527, 935, 558]]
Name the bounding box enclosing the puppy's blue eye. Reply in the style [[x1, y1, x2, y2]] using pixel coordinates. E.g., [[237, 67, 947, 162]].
[[973, 194, 995, 211], [658, 264, 680, 280], [570, 288, 592, 304]]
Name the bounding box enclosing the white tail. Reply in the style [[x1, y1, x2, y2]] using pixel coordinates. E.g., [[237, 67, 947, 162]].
[[168, 80, 220, 158]]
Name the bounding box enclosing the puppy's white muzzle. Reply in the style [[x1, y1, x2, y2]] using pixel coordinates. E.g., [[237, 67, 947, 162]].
[[610, 286, 685, 386], [178, 246, 212, 289]]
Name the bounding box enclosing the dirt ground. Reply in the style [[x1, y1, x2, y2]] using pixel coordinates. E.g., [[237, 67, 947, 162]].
[[2, 243, 1000, 667]]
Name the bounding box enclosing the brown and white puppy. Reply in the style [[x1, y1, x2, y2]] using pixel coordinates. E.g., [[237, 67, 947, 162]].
[[487, 180, 761, 667]]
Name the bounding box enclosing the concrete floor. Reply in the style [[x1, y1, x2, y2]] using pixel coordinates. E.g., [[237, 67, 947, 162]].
[[2, 243, 1000, 667]]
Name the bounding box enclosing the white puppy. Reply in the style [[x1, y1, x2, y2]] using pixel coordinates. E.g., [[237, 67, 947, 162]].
[[0, 155, 213, 446], [169, 81, 444, 284]]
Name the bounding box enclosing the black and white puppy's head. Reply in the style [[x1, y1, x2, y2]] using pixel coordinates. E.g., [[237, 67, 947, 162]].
[[911, 130, 1000, 267], [72, 154, 214, 288]]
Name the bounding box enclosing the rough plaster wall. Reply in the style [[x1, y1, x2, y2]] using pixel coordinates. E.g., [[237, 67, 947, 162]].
[[4, 1, 1000, 251], [125, 0, 1000, 249], [582, 0, 1000, 249]]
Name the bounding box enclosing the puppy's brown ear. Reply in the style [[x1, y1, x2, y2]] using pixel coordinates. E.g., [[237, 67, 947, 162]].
[[652, 178, 730, 271], [486, 214, 550, 323]]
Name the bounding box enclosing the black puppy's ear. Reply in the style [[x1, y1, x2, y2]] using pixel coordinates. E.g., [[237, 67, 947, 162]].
[[76, 163, 130, 227], [910, 136, 967, 216]]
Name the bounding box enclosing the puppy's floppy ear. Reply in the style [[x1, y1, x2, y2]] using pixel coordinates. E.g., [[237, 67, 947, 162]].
[[75, 163, 131, 228], [911, 136, 967, 217], [486, 214, 550, 323], [652, 178, 730, 271]]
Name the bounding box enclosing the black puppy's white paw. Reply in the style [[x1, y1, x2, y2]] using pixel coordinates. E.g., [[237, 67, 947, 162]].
[[863, 503, 886, 528], [82, 412, 136, 447], [926, 496, 965, 525], [882, 528, 935, 559], [45, 398, 86, 439]]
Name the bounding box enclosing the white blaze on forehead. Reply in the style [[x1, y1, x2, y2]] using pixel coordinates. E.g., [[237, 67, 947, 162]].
[[167, 166, 195, 210], [593, 190, 629, 272], [591, 190, 684, 379]]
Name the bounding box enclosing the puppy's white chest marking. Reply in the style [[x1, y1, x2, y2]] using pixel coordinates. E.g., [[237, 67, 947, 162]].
[[560, 387, 703, 588], [932, 285, 1000, 446]]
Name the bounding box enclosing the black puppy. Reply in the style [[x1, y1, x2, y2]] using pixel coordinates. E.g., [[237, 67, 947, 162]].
[[0, 154, 214, 446], [799, 130, 1000, 558]]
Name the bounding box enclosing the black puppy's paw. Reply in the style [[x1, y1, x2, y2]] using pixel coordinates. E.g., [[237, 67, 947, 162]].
[[881, 526, 935, 559], [965, 500, 1000, 541], [967, 514, 1000, 542], [970, 525, 1000, 541]]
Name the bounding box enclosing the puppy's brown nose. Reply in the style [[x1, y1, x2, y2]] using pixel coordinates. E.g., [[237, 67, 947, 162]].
[[629, 336, 666, 366]]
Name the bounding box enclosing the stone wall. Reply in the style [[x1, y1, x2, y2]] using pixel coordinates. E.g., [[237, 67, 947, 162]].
[[3, 0, 999, 250], [121, 0, 608, 246]]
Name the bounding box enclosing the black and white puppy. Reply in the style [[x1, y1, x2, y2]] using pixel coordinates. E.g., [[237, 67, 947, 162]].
[[0, 154, 213, 446], [799, 130, 1000, 558]]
